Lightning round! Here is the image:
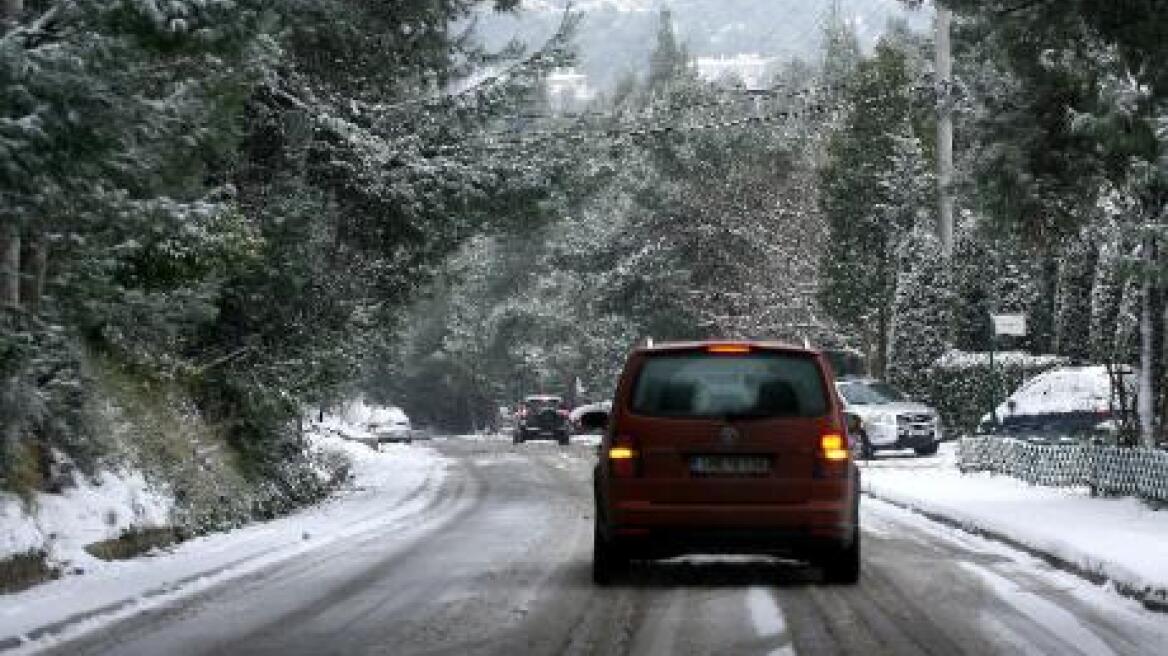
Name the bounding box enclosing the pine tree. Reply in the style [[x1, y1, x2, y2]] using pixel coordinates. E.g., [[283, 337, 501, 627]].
[[888, 229, 951, 396], [647, 9, 688, 91], [1053, 236, 1099, 361], [818, 40, 930, 375]]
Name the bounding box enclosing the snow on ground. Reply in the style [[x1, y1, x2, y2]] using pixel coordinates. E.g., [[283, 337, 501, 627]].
[[314, 399, 409, 442], [861, 445, 1168, 608], [450, 432, 603, 446], [863, 497, 1168, 646], [0, 431, 447, 653], [1, 470, 172, 565]]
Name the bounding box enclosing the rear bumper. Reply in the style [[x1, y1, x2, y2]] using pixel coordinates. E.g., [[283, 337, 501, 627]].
[[519, 425, 568, 437], [603, 497, 857, 558], [606, 526, 855, 559], [867, 423, 938, 449]]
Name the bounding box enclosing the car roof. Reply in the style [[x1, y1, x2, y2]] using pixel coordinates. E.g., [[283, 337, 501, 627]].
[[523, 395, 562, 401], [633, 340, 820, 356]]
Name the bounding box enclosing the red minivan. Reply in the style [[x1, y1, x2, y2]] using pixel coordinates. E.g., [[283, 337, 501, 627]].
[[589, 341, 859, 584]]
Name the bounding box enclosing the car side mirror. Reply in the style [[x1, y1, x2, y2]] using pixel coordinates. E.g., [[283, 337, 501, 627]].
[[845, 413, 862, 437], [578, 409, 609, 432]]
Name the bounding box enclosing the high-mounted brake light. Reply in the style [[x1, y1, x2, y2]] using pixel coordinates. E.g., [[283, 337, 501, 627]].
[[706, 344, 752, 354], [821, 433, 849, 461]]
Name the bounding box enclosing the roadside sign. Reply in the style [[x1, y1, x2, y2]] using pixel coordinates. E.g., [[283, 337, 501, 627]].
[[991, 314, 1027, 337]]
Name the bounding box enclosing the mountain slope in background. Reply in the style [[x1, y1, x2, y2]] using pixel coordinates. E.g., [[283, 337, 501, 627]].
[[473, 0, 932, 91]]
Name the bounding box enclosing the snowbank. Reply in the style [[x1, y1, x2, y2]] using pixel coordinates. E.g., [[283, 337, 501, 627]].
[[862, 464, 1168, 610], [934, 350, 1068, 370], [0, 471, 172, 566], [0, 428, 448, 652], [314, 399, 409, 442]]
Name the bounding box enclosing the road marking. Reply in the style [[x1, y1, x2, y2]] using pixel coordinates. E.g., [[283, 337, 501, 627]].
[[746, 587, 797, 655]]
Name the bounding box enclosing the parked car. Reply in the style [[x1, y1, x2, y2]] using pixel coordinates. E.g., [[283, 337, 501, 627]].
[[371, 407, 413, 445], [978, 365, 1135, 444], [590, 341, 859, 585], [569, 400, 612, 434], [835, 378, 941, 458], [514, 395, 571, 445], [331, 399, 412, 448]]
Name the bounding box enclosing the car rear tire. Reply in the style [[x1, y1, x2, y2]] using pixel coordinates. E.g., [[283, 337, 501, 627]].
[[821, 528, 860, 585], [915, 442, 939, 456], [557, 432, 570, 446], [592, 523, 627, 585]]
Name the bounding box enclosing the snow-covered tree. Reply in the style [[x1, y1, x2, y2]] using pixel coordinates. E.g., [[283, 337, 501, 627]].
[[818, 38, 933, 375], [887, 229, 951, 396]]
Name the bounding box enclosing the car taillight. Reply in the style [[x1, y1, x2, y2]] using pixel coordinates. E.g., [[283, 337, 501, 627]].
[[815, 431, 850, 478], [821, 433, 849, 461], [608, 437, 638, 478]]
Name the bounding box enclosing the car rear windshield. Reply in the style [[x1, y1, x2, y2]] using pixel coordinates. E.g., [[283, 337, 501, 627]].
[[630, 352, 829, 418]]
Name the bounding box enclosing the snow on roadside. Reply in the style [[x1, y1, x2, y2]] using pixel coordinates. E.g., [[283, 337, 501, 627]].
[[862, 461, 1168, 608], [0, 470, 172, 566], [0, 429, 448, 652]]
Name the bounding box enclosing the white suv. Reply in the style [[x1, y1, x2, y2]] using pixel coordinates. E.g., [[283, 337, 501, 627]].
[[835, 379, 941, 458]]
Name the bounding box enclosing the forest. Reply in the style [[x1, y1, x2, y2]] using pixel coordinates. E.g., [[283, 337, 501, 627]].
[[1, 0, 1165, 511]]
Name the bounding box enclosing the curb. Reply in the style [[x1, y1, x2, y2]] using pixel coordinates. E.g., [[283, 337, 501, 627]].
[[862, 490, 1168, 614]]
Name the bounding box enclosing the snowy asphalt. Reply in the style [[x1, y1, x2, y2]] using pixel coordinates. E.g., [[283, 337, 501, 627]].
[[38, 437, 1168, 656]]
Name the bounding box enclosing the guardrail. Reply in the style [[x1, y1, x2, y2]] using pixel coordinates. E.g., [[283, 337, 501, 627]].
[[958, 437, 1168, 505]]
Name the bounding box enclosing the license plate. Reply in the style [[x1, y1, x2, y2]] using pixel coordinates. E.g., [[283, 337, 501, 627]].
[[690, 455, 771, 476]]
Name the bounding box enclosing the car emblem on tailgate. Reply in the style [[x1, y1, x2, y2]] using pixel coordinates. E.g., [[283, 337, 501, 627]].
[[719, 425, 740, 445]]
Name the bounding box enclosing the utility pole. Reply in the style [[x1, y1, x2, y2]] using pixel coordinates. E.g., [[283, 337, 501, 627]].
[[936, 5, 955, 259], [1, 0, 21, 20]]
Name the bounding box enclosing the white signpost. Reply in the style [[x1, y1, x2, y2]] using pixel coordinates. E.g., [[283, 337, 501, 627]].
[[988, 313, 1028, 426], [991, 314, 1028, 337]]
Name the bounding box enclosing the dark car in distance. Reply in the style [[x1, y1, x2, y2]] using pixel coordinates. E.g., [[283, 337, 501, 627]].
[[514, 395, 571, 445], [588, 341, 860, 585]]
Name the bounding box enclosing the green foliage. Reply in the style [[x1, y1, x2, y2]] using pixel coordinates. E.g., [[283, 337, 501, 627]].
[[1, 0, 580, 499], [383, 25, 836, 430], [0, 310, 104, 491], [888, 229, 951, 398], [1053, 237, 1099, 361], [950, 233, 993, 352], [818, 37, 933, 373]]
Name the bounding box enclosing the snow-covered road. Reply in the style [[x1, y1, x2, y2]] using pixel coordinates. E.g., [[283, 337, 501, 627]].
[[12, 437, 1168, 656]]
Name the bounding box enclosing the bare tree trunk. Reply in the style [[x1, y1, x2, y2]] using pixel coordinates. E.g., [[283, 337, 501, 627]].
[[875, 303, 890, 378], [1138, 235, 1157, 448], [0, 224, 20, 308], [19, 235, 46, 315]]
